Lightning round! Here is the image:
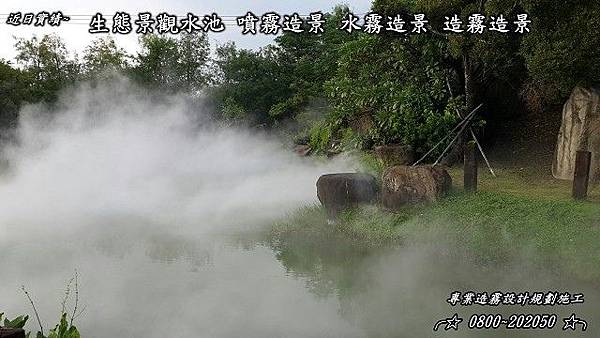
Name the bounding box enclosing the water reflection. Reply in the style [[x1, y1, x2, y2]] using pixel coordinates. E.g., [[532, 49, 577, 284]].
[[265, 221, 600, 338], [1, 221, 598, 338], [1, 225, 365, 338]]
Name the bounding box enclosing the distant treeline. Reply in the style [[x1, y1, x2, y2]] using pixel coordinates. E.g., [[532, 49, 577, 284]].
[[1, 1, 598, 155]]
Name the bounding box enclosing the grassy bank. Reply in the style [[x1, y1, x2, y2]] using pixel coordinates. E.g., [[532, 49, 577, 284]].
[[272, 168, 600, 282]]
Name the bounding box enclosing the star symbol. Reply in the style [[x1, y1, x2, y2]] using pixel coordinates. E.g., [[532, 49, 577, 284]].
[[445, 313, 463, 330], [563, 313, 588, 331], [563, 313, 578, 331], [434, 313, 463, 331]]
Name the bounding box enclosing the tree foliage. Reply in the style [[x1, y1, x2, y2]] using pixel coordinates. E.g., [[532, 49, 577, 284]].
[[0, 312, 80, 338], [270, 6, 359, 118], [212, 6, 359, 126], [520, 0, 600, 109], [212, 42, 294, 124], [132, 33, 211, 93], [323, 33, 463, 154], [0, 2, 598, 153], [0, 60, 31, 128], [15, 34, 79, 103], [82, 36, 129, 77]]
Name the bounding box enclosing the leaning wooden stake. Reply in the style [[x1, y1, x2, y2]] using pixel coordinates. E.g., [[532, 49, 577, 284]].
[[414, 104, 483, 166], [469, 128, 496, 177], [573, 150, 592, 200], [464, 141, 478, 193]]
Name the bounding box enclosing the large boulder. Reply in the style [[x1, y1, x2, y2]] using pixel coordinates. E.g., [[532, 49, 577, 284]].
[[382, 165, 451, 209], [0, 327, 25, 338], [317, 173, 378, 219], [374, 144, 414, 167], [553, 87, 600, 183]]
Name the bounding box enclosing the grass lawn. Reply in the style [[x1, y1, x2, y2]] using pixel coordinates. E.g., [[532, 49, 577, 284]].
[[273, 167, 600, 282]]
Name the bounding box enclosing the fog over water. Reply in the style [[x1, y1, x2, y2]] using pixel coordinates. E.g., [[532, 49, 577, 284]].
[[0, 78, 356, 237], [0, 78, 598, 337]]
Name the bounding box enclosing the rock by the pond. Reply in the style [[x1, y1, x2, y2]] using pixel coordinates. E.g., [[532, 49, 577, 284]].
[[317, 173, 378, 218], [0, 327, 25, 338], [382, 165, 451, 209], [553, 86, 600, 183], [374, 144, 414, 167]]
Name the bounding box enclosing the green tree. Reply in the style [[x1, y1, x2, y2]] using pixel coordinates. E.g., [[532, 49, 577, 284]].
[[372, 0, 526, 114], [312, 0, 534, 156], [133, 33, 210, 93], [14, 34, 80, 103], [269, 5, 360, 119], [520, 0, 600, 110], [0, 60, 31, 129], [212, 6, 360, 126], [176, 33, 211, 92], [133, 34, 179, 88], [82, 36, 129, 77], [212, 42, 293, 125], [324, 33, 462, 154]]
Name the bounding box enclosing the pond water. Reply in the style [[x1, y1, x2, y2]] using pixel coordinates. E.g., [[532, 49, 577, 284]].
[[1, 220, 598, 338], [0, 226, 361, 337]]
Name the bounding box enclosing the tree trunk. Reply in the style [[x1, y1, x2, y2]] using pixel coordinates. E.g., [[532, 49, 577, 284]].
[[442, 54, 475, 166], [463, 54, 476, 113]]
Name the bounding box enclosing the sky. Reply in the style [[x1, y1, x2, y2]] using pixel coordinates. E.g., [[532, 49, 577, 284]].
[[0, 0, 372, 62]]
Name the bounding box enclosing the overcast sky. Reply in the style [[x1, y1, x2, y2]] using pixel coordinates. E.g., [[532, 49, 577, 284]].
[[0, 0, 372, 62]]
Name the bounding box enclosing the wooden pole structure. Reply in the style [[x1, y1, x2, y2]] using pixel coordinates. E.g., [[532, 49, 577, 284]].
[[572, 150, 592, 200], [433, 104, 483, 166], [413, 104, 482, 166], [469, 128, 496, 177], [464, 141, 478, 193]]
